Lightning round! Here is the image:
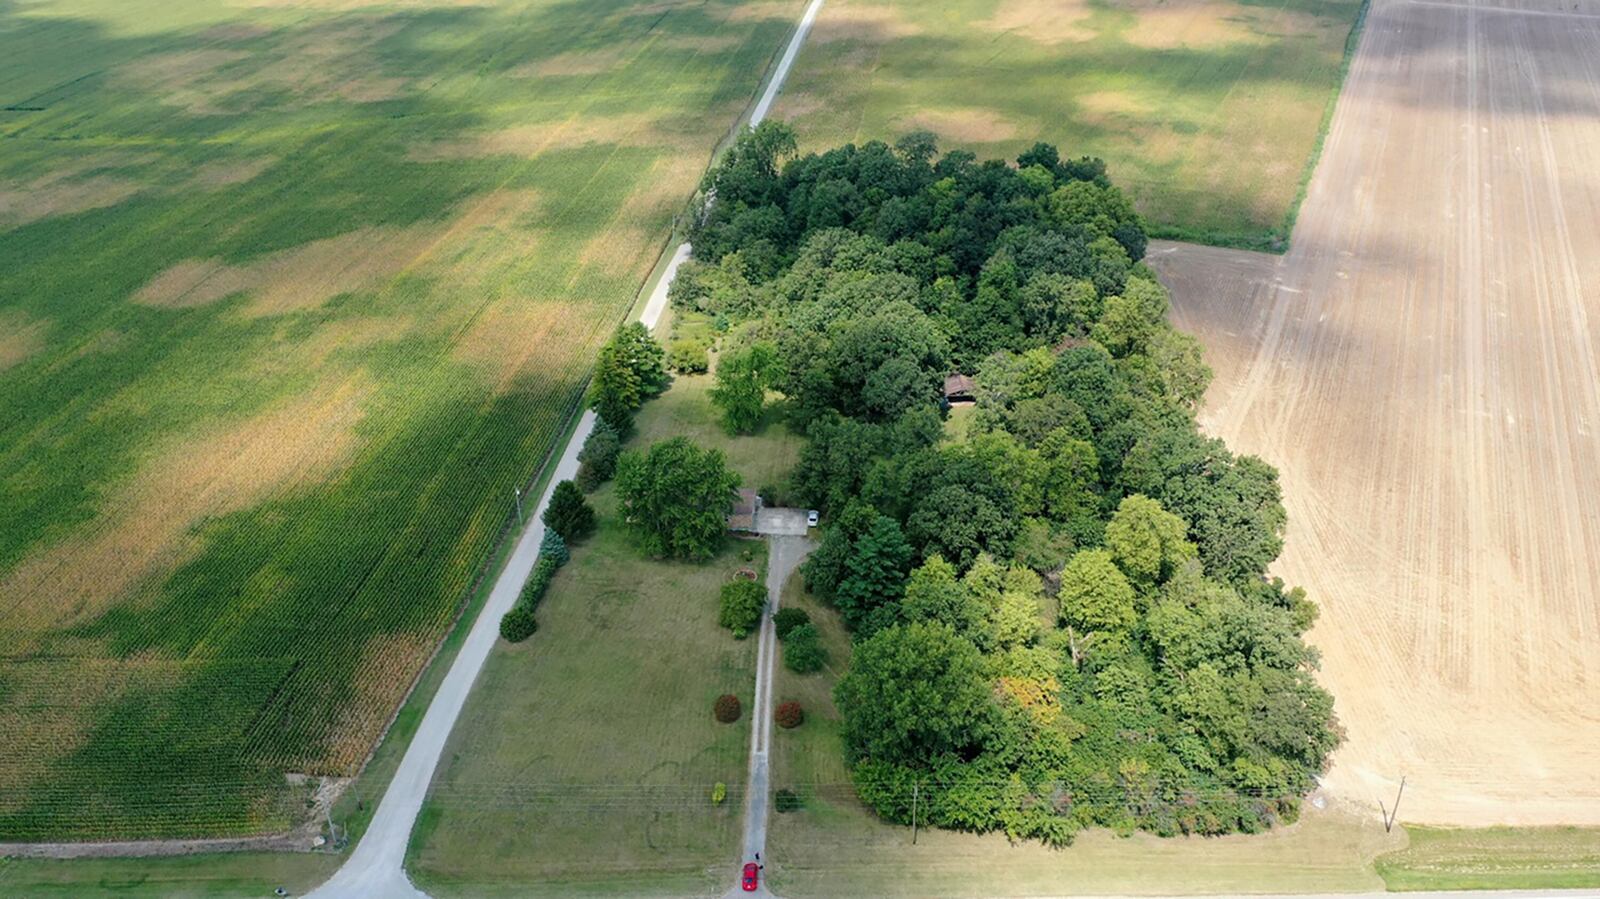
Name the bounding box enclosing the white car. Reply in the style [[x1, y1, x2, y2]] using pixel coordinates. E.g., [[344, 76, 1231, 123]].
[[806, 509, 819, 528]]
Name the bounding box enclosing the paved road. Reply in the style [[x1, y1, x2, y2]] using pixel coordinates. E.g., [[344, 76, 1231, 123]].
[[726, 533, 814, 899], [305, 3, 824, 896]]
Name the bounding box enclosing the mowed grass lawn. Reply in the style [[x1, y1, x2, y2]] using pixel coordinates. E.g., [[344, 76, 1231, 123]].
[[407, 371, 801, 896], [1376, 826, 1600, 892], [765, 581, 1410, 897], [0, 0, 801, 839], [771, 0, 1366, 248]]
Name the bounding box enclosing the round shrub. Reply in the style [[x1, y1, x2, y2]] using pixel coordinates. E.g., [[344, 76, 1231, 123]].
[[714, 693, 742, 723], [783, 623, 826, 674], [775, 789, 802, 813], [712, 782, 727, 805], [499, 606, 537, 643], [773, 607, 811, 641], [718, 580, 766, 639], [669, 339, 710, 374], [774, 701, 804, 729]]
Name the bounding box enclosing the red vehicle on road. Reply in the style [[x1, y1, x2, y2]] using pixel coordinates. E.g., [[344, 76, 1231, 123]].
[[742, 862, 760, 891]]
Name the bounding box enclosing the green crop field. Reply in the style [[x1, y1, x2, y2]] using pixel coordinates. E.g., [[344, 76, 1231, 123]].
[[408, 370, 800, 895], [771, 0, 1367, 248], [0, 0, 803, 840]]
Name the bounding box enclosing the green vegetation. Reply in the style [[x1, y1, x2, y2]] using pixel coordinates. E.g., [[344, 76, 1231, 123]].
[[684, 125, 1338, 844], [719, 579, 767, 638], [764, 569, 1397, 898], [1376, 826, 1600, 892], [542, 480, 596, 543], [616, 437, 742, 560], [0, 852, 342, 899], [589, 322, 670, 436], [409, 362, 802, 894], [0, 0, 803, 839], [773, 0, 1367, 248]]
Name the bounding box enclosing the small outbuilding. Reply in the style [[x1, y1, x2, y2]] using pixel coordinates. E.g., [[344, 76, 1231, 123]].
[[943, 373, 976, 406], [727, 488, 762, 532]]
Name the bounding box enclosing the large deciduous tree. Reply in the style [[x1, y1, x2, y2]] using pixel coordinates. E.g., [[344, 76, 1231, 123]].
[[616, 437, 740, 560]]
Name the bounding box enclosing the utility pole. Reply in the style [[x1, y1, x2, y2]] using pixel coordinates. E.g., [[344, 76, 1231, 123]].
[[911, 781, 919, 845], [1380, 776, 1406, 833], [514, 487, 523, 523]]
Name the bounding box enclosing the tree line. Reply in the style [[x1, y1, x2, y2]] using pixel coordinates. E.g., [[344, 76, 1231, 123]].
[[671, 123, 1340, 844]]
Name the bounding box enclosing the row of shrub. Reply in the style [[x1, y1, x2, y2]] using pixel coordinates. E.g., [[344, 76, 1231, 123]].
[[499, 529, 568, 642]]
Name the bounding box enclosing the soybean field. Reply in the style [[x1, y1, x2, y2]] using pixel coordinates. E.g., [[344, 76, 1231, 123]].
[[771, 0, 1367, 248], [0, 0, 800, 840]]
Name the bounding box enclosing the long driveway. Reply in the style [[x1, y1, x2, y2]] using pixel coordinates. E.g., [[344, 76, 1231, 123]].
[[305, 2, 825, 896]]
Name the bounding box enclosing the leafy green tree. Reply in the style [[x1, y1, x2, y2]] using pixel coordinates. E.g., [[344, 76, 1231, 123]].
[[800, 501, 878, 600], [1104, 494, 1195, 589], [834, 514, 914, 633], [542, 480, 595, 542], [709, 341, 780, 434], [588, 323, 667, 433], [901, 555, 989, 647], [719, 580, 766, 638], [616, 437, 740, 560], [783, 623, 826, 673], [1058, 549, 1137, 633], [576, 419, 622, 491], [835, 622, 994, 764], [773, 607, 812, 640], [588, 337, 642, 434]]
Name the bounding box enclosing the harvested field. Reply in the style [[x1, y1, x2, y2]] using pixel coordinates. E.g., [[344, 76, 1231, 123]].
[[771, 0, 1366, 246], [0, 0, 801, 840], [1151, 0, 1600, 826]]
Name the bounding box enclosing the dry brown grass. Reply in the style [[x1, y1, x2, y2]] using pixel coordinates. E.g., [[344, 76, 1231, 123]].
[[407, 111, 689, 161], [0, 172, 143, 231], [314, 630, 435, 771], [133, 227, 437, 315], [188, 157, 277, 189], [0, 377, 370, 643], [980, 0, 1096, 44], [893, 107, 1020, 143], [1121, 0, 1270, 49], [0, 310, 48, 372], [116, 20, 409, 115], [803, 1, 921, 43]]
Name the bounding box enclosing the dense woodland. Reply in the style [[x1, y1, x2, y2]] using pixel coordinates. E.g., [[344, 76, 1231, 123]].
[[667, 123, 1339, 844]]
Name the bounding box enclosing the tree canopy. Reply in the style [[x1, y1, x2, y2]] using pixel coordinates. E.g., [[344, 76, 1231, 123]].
[[615, 437, 740, 560], [678, 128, 1337, 844]]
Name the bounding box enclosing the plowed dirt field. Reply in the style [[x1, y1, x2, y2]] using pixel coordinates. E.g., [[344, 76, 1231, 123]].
[[1151, 0, 1600, 825]]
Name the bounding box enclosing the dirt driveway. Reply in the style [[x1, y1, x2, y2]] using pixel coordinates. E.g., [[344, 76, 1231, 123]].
[[1150, 0, 1600, 825]]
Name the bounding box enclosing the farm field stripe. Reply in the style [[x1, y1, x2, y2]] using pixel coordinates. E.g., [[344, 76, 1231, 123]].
[[305, 3, 824, 896]]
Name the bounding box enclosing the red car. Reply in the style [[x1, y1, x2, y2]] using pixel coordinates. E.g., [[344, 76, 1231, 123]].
[[742, 862, 760, 892]]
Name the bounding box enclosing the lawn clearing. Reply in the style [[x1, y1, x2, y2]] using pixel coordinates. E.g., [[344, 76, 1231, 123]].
[[0, 0, 802, 840], [407, 371, 801, 894], [1376, 826, 1600, 892], [770, 0, 1368, 248], [764, 578, 1403, 897], [0, 852, 340, 899]]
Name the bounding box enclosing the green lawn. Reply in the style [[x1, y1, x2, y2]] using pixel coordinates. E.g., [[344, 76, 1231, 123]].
[[406, 373, 801, 895], [1376, 826, 1600, 892], [0, 0, 801, 839], [772, 0, 1367, 248], [0, 852, 339, 899]]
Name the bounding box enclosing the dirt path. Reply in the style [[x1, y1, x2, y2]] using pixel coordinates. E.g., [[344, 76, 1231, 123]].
[[727, 533, 814, 899], [1150, 0, 1600, 826]]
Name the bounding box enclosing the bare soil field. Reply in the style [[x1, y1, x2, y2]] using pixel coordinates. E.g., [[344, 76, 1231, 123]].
[[1150, 0, 1600, 825]]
